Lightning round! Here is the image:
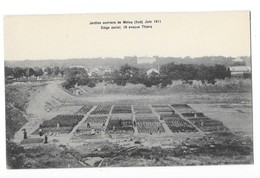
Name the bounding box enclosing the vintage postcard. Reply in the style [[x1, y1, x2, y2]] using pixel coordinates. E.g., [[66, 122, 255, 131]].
[[4, 12, 252, 169]]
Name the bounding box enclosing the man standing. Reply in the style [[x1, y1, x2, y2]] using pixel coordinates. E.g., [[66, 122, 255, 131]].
[[22, 129, 27, 139], [39, 128, 43, 136], [44, 134, 48, 144]]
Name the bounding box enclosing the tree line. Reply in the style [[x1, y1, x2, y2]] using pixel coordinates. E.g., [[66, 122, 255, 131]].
[[5, 66, 64, 80], [5, 62, 232, 88], [111, 63, 231, 87]]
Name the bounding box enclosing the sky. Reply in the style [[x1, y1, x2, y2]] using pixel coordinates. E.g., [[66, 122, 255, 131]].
[[4, 11, 250, 61]]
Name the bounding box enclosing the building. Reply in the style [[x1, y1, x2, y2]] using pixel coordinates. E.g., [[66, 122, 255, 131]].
[[229, 66, 251, 76], [233, 57, 244, 63], [69, 88, 83, 96], [146, 67, 160, 76], [89, 66, 112, 76], [137, 56, 156, 64]]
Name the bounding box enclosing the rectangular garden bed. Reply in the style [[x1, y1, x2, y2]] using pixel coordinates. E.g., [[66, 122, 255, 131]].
[[33, 115, 84, 135], [90, 105, 112, 115], [163, 114, 198, 133], [111, 105, 132, 114], [135, 115, 164, 133], [136, 120, 165, 134], [77, 105, 93, 114], [106, 115, 134, 133], [188, 117, 227, 132], [133, 106, 152, 114], [76, 116, 108, 134]]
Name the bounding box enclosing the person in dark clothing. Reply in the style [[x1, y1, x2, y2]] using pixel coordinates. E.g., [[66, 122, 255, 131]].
[[44, 134, 48, 144], [133, 120, 136, 127], [39, 128, 43, 137], [23, 129, 27, 139], [119, 119, 122, 127], [158, 127, 161, 134]]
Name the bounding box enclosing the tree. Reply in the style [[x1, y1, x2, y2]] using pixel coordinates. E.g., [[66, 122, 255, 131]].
[[213, 65, 228, 80], [53, 66, 60, 76], [112, 64, 141, 85], [34, 67, 44, 77], [77, 73, 90, 85], [5, 67, 13, 78], [62, 67, 91, 89], [13, 67, 25, 79], [59, 67, 65, 77], [44, 67, 53, 75], [25, 68, 35, 78]]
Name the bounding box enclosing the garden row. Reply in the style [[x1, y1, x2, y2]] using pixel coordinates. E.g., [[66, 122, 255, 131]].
[[32, 115, 84, 135], [90, 105, 112, 115], [106, 115, 134, 133], [77, 105, 93, 114], [111, 105, 132, 114], [133, 105, 152, 114], [76, 116, 108, 134], [135, 115, 165, 134], [171, 104, 227, 132], [182, 112, 227, 132], [162, 114, 198, 133]]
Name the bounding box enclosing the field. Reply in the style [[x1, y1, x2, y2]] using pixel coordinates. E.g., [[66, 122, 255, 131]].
[[6, 81, 253, 168]]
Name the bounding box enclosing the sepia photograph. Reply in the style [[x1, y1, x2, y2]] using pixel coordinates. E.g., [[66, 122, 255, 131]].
[[4, 11, 253, 169]]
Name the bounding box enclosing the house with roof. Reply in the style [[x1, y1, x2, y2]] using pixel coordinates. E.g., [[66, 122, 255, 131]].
[[146, 67, 160, 76], [229, 66, 251, 76]]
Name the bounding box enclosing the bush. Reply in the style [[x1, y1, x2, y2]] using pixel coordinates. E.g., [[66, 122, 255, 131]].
[[6, 140, 25, 169], [87, 80, 96, 88]]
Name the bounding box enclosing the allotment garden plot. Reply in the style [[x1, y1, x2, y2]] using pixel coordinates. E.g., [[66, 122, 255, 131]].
[[90, 105, 112, 115], [26, 103, 231, 145], [106, 115, 134, 133], [76, 115, 108, 135], [32, 114, 84, 136], [171, 104, 228, 132]]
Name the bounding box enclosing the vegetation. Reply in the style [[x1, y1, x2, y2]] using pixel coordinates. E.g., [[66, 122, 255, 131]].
[[111, 63, 231, 87], [6, 140, 26, 169], [61, 67, 95, 89]]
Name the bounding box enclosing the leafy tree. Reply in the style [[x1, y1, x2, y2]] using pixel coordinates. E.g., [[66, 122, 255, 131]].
[[5, 67, 13, 78], [77, 73, 90, 85], [13, 67, 25, 79], [91, 72, 103, 83], [59, 67, 65, 77], [25, 68, 35, 77], [53, 66, 60, 76], [34, 67, 44, 77], [44, 67, 53, 75], [62, 67, 91, 89], [213, 65, 228, 80]]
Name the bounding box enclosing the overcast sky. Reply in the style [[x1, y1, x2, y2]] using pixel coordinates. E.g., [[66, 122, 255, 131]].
[[4, 12, 250, 61]]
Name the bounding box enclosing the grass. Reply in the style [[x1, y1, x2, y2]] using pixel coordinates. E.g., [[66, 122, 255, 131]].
[[81, 78, 252, 95]]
